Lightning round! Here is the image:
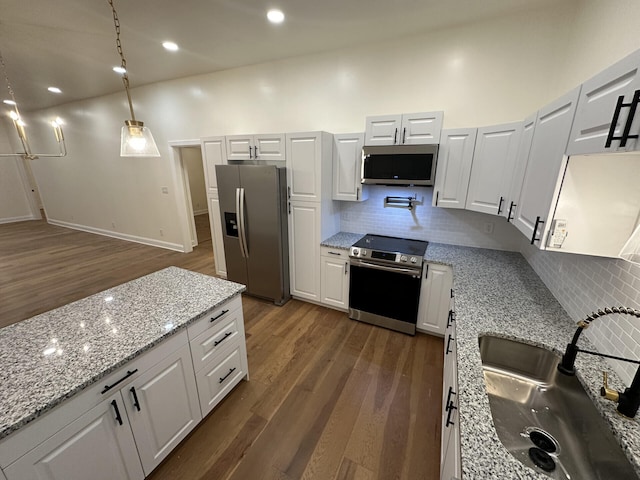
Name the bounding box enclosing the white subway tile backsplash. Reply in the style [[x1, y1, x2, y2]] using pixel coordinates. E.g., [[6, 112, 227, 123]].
[[521, 243, 640, 386]]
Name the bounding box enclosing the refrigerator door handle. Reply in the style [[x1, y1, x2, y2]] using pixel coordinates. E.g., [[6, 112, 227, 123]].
[[238, 187, 249, 258], [235, 188, 247, 258]]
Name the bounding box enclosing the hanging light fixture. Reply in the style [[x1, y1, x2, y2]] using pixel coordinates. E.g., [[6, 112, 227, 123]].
[[0, 51, 67, 160], [108, 0, 160, 157]]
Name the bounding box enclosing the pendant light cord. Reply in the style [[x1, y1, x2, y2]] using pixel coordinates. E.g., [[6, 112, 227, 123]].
[[108, 0, 136, 121]]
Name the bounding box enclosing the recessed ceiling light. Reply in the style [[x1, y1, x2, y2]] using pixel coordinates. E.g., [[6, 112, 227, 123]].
[[267, 9, 285, 24], [162, 41, 179, 52], [3, 99, 16, 105], [113, 66, 127, 74], [47, 86, 62, 94]]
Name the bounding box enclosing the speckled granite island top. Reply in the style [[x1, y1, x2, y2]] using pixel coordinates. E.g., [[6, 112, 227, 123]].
[[424, 244, 640, 479], [0, 266, 245, 440]]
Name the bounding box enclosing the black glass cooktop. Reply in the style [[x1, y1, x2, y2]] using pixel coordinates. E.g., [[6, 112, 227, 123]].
[[352, 234, 428, 257]]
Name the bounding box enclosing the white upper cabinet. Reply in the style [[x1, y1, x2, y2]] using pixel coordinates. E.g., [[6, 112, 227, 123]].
[[513, 87, 581, 246], [505, 113, 537, 222], [432, 128, 477, 209], [201, 136, 227, 196], [226, 134, 285, 162], [364, 112, 443, 146], [332, 133, 367, 202], [567, 50, 640, 156], [286, 132, 332, 202], [465, 122, 522, 216]]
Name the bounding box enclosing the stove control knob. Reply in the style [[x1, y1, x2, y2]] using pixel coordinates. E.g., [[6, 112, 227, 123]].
[[410, 257, 417, 264], [400, 255, 407, 262], [362, 249, 367, 255], [352, 248, 360, 256]]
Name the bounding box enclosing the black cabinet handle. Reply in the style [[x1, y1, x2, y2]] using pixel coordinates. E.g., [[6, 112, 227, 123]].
[[445, 401, 457, 427], [210, 309, 229, 323], [393, 127, 398, 144], [288, 201, 291, 215], [530, 216, 544, 245], [447, 310, 456, 328], [402, 127, 407, 144], [357, 187, 360, 201], [328, 251, 341, 256], [445, 386, 457, 408], [446, 334, 454, 354], [214, 331, 233, 347], [130, 386, 141, 412], [254, 146, 259, 158], [450, 289, 454, 298], [424, 264, 429, 279], [248, 146, 253, 159], [497, 196, 504, 215], [219, 367, 236, 384], [507, 201, 516, 222], [101, 369, 138, 394], [111, 399, 123, 425], [606, 89, 640, 148], [434, 190, 439, 206]]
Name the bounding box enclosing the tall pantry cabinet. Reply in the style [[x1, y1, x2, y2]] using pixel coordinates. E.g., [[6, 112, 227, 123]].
[[286, 132, 340, 302]]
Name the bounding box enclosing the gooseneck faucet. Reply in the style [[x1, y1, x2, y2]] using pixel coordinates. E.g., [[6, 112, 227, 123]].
[[557, 307, 640, 418]]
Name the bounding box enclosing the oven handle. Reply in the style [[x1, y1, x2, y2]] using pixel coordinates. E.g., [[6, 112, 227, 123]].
[[350, 258, 421, 276]]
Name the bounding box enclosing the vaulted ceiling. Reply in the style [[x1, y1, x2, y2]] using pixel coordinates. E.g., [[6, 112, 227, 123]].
[[1, 0, 560, 112]]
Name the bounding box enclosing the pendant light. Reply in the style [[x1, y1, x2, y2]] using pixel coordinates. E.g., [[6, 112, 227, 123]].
[[0, 51, 67, 160], [108, 0, 160, 157], [620, 223, 640, 265]]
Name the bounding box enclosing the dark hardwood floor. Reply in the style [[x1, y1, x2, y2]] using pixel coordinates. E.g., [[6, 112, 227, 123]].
[[0, 216, 444, 479]]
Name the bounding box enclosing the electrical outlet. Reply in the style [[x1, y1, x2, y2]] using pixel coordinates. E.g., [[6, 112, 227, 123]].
[[161, 186, 169, 194], [483, 222, 494, 234]]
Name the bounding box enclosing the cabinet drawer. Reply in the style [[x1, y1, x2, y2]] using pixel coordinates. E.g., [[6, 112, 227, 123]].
[[320, 246, 349, 259], [190, 312, 243, 372], [195, 345, 247, 417], [187, 295, 242, 341]]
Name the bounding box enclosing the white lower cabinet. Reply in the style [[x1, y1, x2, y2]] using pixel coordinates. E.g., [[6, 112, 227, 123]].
[[4, 392, 144, 480], [441, 301, 461, 480], [417, 263, 453, 336], [320, 247, 349, 311]]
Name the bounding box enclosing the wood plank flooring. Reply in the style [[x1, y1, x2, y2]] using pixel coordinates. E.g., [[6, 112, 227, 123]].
[[0, 217, 444, 479]]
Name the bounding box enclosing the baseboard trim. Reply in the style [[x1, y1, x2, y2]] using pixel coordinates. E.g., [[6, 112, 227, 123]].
[[47, 219, 187, 252], [0, 214, 40, 225]]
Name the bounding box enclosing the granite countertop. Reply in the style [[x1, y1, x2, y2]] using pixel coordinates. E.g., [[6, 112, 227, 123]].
[[321, 232, 364, 250], [0, 266, 245, 440], [424, 244, 640, 478]]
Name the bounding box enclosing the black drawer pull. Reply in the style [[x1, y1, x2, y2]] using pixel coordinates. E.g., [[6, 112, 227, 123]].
[[497, 196, 504, 214], [446, 386, 457, 408], [393, 127, 398, 144], [214, 331, 233, 347], [219, 367, 236, 384], [101, 369, 138, 394], [402, 127, 407, 144], [328, 251, 341, 256], [130, 386, 141, 411], [507, 201, 516, 222], [445, 401, 457, 427], [210, 309, 229, 323], [446, 335, 454, 355], [447, 310, 455, 328], [111, 399, 123, 426]]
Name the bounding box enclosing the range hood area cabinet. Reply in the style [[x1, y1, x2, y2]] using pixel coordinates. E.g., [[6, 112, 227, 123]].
[[364, 111, 443, 146], [567, 49, 640, 156], [432, 128, 477, 209], [465, 122, 523, 218], [512, 86, 581, 246], [225, 134, 286, 162]]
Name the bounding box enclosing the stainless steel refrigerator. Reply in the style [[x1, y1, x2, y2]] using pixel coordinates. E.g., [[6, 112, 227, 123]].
[[215, 165, 290, 305]]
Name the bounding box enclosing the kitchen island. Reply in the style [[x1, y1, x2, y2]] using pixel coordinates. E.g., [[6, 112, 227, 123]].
[[0, 267, 247, 479], [425, 244, 640, 479]]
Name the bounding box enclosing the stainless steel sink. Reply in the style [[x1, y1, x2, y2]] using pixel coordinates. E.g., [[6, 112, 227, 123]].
[[479, 334, 638, 479]]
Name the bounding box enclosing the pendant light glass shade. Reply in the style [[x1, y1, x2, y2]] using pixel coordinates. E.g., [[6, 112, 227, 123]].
[[620, 223, 640, 265], [120, 120, 160, 157]]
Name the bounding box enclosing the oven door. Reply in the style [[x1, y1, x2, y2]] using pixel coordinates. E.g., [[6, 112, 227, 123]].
[[348, 258, 422, 335]]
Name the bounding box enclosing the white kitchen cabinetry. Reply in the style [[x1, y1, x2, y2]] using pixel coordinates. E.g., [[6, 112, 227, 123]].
[[320, 247, 349, 311], [567, 49, 640, 156], [432, 128, 477, 209], [513, 87, 581, 246], [416, 263, 453, 336], [286, 132, 340, 303], [505, 113, 537, 223], [226, 134, 285, 162], [332, 133, 368, 202], [201, 137, 227, 277], [441, 295, 461, 480], [465, 122, 522, 217], [364, 112, 443, 146]]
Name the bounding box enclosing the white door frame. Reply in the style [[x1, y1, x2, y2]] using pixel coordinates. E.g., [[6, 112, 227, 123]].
[[168, 139, 202, 253]]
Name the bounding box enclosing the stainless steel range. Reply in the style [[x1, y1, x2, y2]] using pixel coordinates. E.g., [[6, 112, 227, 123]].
[[348, 234, 428, 335]]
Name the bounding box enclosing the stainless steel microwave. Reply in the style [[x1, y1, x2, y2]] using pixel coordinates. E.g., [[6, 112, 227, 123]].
[[361, 144, 438, 186]]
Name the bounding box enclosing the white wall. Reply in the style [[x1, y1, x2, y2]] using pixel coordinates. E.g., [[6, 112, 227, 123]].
[[182, 147, 207, 216], [14, 1, 583, 250]]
